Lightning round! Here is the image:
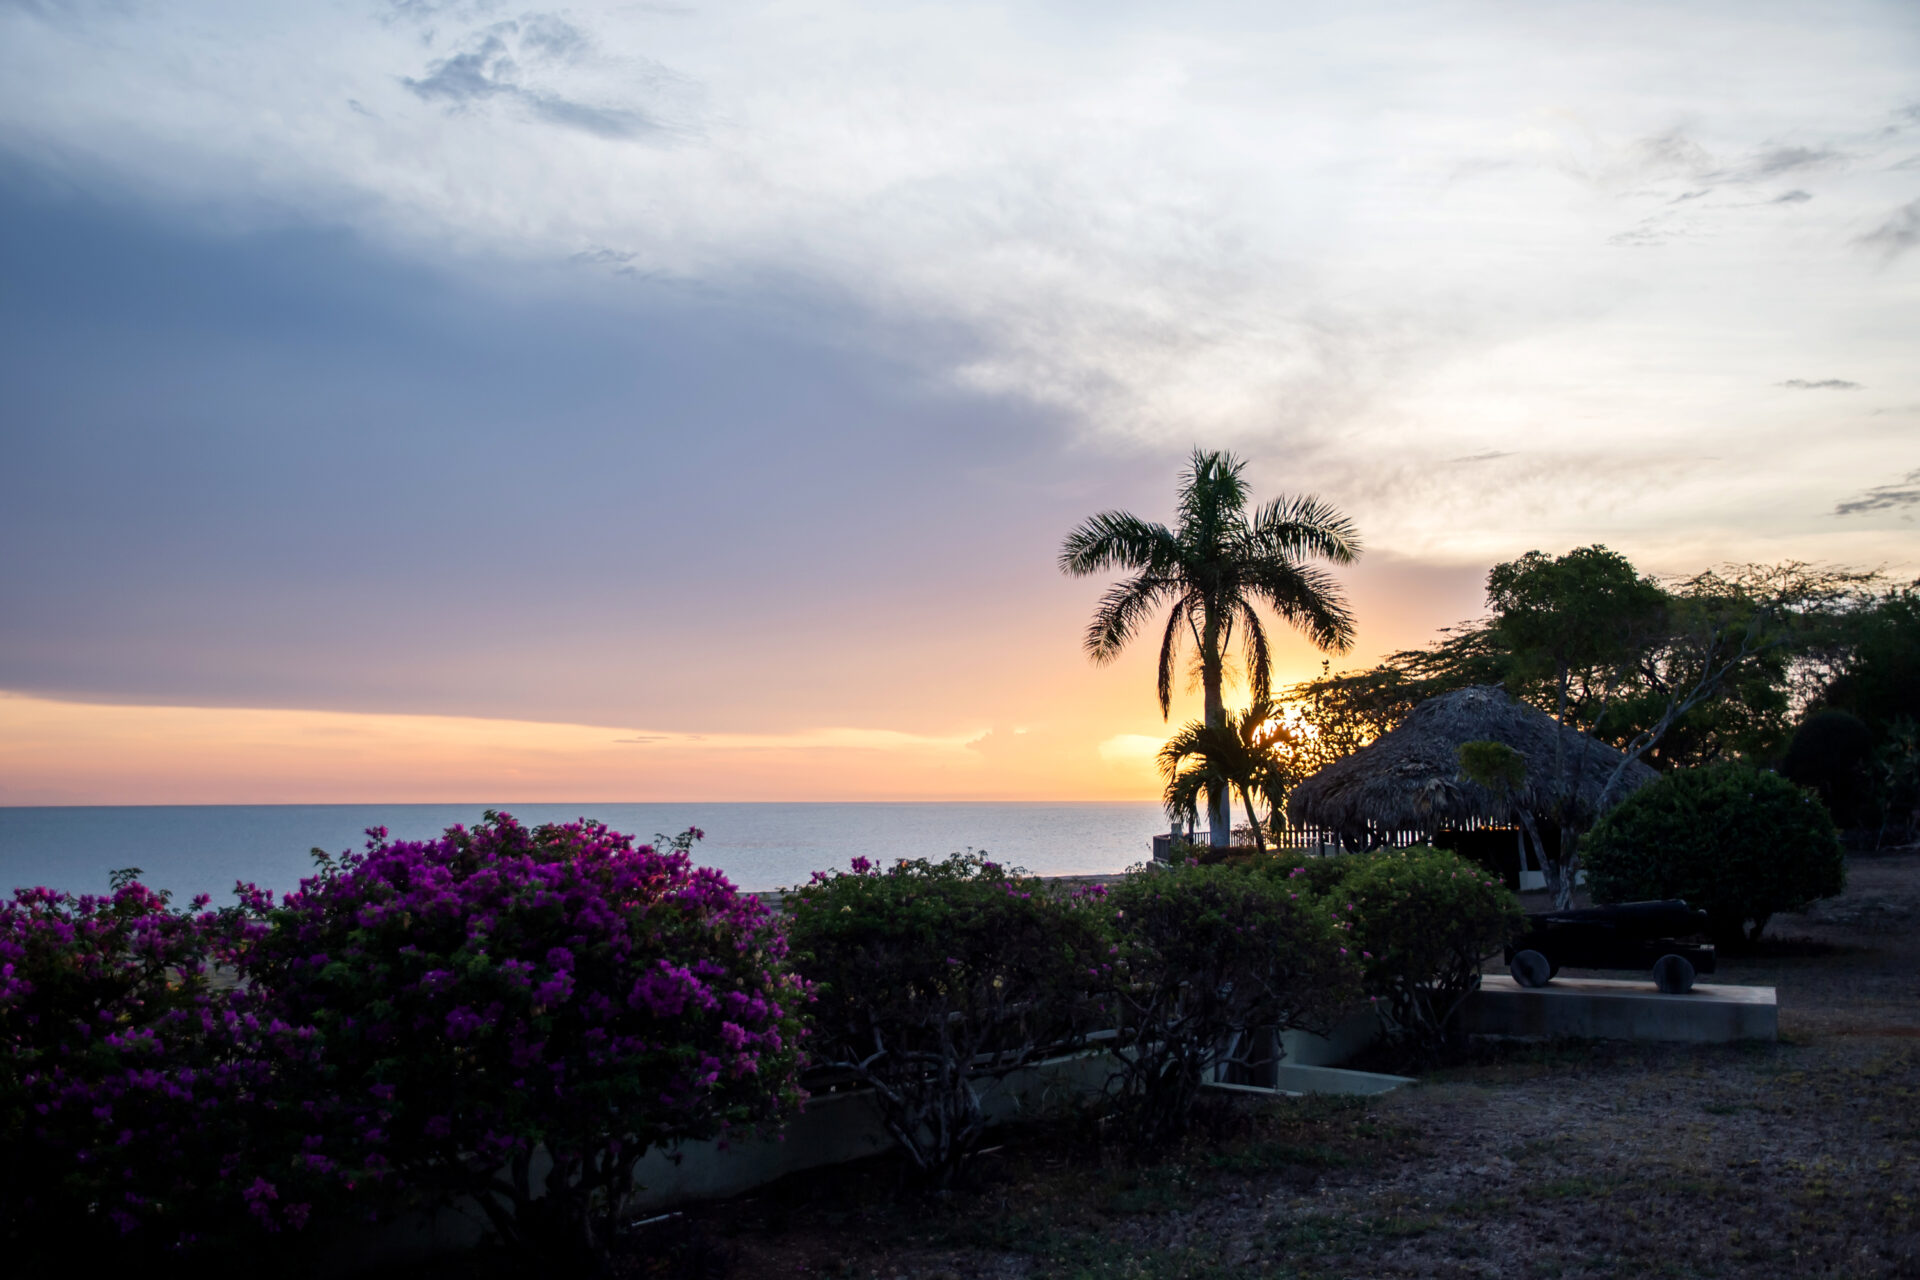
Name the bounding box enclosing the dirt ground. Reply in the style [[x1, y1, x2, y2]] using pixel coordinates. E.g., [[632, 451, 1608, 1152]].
[[634, 851, 1920, 1279]]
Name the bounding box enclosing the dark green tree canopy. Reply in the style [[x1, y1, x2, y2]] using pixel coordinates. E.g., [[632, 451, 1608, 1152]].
[[1824, 586, 1920, 738], [1285, 557, 1885, 774], [1487, 545, 1667, 706]]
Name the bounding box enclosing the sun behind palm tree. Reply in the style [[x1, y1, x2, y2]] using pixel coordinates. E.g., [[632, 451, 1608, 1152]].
[[1060, 448, 1362, 846]]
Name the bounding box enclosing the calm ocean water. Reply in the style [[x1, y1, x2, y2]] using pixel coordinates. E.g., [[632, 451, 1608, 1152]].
[[0, 803, 1169, 901]]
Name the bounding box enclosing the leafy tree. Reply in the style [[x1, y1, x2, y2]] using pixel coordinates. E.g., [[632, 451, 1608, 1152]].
[[1457, 739, 1527, 795], [1874, 718, 1920, 846], [1595, 564, 1879, 770], [1440, 550, 1846, 905], [1824, 585, 1920, 739], [1272, 660, 1424, 779], [1061, 448, 1361, 846], [1781, 709, 1877, 827], [1299, 561, 1880, 773]]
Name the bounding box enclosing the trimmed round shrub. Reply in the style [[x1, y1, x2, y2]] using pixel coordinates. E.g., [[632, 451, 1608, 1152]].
[[1260, 854, 1356, 900], [1331, 847, 1524, 1062], [245, 814, 806, 1265], [0, 877, 335, 1260], [1103, 864, 1360, 1150], [1584, 762, 1844, 946], [785, 854, 1108, 1185]]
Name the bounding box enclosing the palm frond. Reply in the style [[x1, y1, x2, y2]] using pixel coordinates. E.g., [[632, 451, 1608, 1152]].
[[1162, 764, 1211, 826], [1238, 601, 1273, 707], [1245, 559, 1358, 654], [1156, 719, 1211, 775], [1177, 448, 1252, 546], [1156, 597, 1190, 720], [1246, 495, 1362, 565], [1085, 574, 1177, 663], [1059, 512, 1177, 576]]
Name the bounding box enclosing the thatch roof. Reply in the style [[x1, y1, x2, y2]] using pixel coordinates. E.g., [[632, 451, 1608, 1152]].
[[1285, 685, 1657, 835]]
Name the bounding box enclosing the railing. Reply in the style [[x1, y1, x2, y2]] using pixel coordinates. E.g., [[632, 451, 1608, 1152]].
[[1152, 815, 1524, 861]]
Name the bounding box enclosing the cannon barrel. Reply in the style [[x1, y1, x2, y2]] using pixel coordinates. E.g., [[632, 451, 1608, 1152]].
[[1526, 899, 1703, 937]]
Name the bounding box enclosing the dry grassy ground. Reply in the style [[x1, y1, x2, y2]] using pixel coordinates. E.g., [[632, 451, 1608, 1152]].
[[633, 852, 1920, 1280]]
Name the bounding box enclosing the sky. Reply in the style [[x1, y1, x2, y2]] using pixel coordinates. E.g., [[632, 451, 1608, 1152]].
[[1, 0, 1916, 804]]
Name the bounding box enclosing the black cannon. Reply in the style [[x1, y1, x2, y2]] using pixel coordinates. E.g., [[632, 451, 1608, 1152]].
[[1505, 899, 1716, 994]]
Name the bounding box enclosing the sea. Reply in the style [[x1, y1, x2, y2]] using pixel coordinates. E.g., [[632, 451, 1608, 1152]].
[[0, 802, 1170, 902]]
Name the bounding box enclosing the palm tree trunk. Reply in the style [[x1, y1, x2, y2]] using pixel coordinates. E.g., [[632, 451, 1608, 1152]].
[[1203, 609, 1231, 847], [1240, 787, 1266, 853]]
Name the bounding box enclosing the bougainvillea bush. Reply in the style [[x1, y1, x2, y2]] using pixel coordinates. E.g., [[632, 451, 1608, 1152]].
[[785, 854, 1109, 1186], [1584, 762, 1845, 946], [1330, 847, 1524, 1064], [1102, 864, 1360, 1151], [244, 814, 808, 1266], [0, 874, 338, 1264]]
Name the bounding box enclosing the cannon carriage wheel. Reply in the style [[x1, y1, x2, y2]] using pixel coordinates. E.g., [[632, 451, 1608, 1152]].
[[1509, 949, 1555, 988], [1651, 953, 1696, 994]]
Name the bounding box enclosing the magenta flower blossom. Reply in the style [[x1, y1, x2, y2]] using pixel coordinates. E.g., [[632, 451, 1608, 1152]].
[[243, 812, 808, 1259]]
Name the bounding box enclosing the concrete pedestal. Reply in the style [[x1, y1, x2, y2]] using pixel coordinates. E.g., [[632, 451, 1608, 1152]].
[[1464, 974, 1777, 1043]]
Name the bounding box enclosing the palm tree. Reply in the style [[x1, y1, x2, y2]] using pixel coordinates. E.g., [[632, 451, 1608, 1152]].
[[1159, 700, 1307, 853], [1062, 448, 1361, 846]]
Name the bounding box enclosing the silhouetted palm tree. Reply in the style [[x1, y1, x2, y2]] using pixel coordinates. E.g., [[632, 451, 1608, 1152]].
[[1061, 448, 1361, 845], [1159, 700, 1307, 853]]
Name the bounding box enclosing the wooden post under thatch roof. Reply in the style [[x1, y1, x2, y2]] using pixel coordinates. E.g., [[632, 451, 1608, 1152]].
[[1285, 685, 1657, 847]]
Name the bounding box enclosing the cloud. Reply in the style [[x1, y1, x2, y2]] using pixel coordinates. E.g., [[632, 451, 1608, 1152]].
[[402, 19, 659, 139], [1857, 199, 1920, 261], [1097, 734, 1163, 763], [1772, 189, 1813, 203], [519, 13, 589, 61], [525, 95, 652, 139], [1448, 451, 1513, 464], [405, 36, 517, 104], [1608, 220, 1680, 247], [1730, 145, 1842, 180], [1778, 378, 1860, 390], [1835, 468, 1920, 516], [1626, 129, 1715, 181], [615, 725, 991, 754]]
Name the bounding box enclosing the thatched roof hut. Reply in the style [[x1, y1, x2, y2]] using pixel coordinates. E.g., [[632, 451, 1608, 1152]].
[[1285, 685, 1657, 838]]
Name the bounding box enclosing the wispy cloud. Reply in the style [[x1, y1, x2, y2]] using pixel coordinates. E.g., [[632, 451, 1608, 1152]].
[[1858, 199, 1920, 261], [1448, 451, 1513, 464], [1725, 145, 1843, 181], [403, 18, 660, 139], [1836, 468, 1920, 516], [613, 725, 990, 754], [1779, 378, 1860, 390]]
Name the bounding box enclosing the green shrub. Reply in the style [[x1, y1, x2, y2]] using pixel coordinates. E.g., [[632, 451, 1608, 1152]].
[[1103, 864, 1360, 1151], [1333, 847, 1524, 1063], [1584, 762, 1844, 945], [1262, 854, 1356, 900], [785, 854, 1108, 1185]]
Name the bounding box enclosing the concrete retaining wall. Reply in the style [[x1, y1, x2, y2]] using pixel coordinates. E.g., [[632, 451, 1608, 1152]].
[[1463, 975, 1778, 1042]]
